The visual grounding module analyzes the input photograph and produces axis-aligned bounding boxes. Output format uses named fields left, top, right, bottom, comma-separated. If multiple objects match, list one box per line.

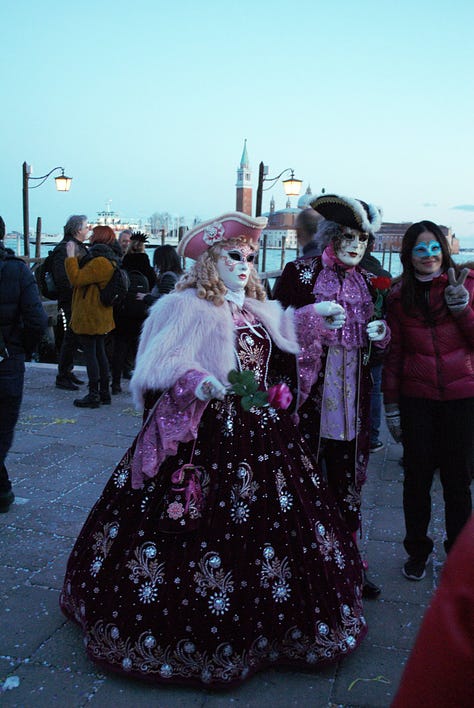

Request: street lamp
left=255, top=161, right=302, bottom=272
left=22, top=161, right=72, bottom=257
left=255, top=161, right=303, bottom=218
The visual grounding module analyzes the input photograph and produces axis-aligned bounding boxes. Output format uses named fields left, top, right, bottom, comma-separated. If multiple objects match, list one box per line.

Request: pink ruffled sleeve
left=131, top=370, right=208, bottom=489
left=293, top=304, right=325, bottom=410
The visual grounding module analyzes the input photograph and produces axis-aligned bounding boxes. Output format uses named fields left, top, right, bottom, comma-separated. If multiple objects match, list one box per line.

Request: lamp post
left=255, top=161, right=303, bottom=271
left=22, top=161, right=72, bottom=258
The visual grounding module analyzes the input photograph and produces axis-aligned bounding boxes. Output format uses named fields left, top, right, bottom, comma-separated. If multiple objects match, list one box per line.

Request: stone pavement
left=0, top=363, right=447, bottom=708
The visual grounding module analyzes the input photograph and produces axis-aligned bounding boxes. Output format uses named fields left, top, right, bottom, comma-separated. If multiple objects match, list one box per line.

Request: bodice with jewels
left=233, top=313, right=272, bottom=390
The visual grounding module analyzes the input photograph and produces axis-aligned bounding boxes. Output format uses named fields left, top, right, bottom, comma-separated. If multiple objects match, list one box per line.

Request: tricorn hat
left=177, top=212, right=268, bottom=260
left=310, top=194, right=382, bottom=235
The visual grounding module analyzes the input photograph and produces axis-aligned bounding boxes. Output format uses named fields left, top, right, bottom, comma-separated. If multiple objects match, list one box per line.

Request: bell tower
left=235, top=139, right=253, bottom=215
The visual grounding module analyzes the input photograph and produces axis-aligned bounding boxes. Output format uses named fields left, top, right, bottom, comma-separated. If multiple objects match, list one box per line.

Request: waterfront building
left=374, top=222, right=459, bottom=254
left=261, top=196, right=299, bottom=248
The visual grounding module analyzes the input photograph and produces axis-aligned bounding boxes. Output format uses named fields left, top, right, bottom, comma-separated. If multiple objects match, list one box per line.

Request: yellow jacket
left=65, top=256, right=115, bottom=335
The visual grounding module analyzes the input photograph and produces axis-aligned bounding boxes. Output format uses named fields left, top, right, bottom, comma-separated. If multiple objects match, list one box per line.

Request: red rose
left=267, top=383, right=293, bottom=410
left=371, top=276, right=391, bottom=290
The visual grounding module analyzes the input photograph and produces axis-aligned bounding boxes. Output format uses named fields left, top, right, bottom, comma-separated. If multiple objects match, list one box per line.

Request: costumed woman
left=60, top=212, right=367, bottom=688
left=274, top=194, right=391, bottom=599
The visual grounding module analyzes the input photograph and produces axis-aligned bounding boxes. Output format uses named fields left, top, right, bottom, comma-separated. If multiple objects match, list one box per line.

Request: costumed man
left=274, top=194, right=390, bottom=599
left=60, top=211, right=368, bottom=688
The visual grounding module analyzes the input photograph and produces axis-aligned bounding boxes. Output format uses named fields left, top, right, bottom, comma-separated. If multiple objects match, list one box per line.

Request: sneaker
left=402, top=557, right=426, bottom=581
left=370, top=440, right=384, bottom=453
left=0, top=489, right=15, bottom=513
left=69, top=373, right=84, bottom=385
left=111, top=383, right=122, bottom=395
left=100, top=392, right=112, bottom=404
left=56, top=375, right=79, bottom=391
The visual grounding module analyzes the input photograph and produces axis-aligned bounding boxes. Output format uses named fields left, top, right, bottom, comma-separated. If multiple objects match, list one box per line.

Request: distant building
left=261, top=196, right=301, bottom=248
left=235, top=139, right=252, bottom=215
left=374, top=222, right=459, bottom=254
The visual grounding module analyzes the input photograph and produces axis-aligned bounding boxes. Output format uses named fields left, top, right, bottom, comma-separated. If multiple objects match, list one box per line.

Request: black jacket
left=0, top=243, right=48, bottom=357
left=121, top=252, right=156, bottom=291
left=51, top=237, right=89, bottom=314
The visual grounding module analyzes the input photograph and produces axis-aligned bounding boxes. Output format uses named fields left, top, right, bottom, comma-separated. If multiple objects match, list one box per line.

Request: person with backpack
left=138, top=244, right=183, bottom=308
left=51, top=215, right=90, bottom=391
left=110, top=231, right=156, bottom=394
left=65, top=225, right=118, bottom=408
left=0, top=226, right=48, bottom=511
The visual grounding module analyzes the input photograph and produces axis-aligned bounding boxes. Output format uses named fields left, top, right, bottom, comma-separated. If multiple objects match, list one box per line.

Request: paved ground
left=0, top=363, right=448, bottom=707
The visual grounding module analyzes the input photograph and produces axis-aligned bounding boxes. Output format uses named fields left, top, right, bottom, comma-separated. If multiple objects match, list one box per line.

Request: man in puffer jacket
left=0, top=233, right=48, bottom=511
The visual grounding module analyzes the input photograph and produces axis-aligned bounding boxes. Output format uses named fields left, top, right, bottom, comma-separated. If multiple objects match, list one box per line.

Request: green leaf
left=227, top=369, right=240, bottom=384
left=231, top=383, right=249, bottom=396
left=252, top=391, right=268, bottom=407
left=240, top=395, right=254, bottom=411
left=238, top=370, right=257, bottom=387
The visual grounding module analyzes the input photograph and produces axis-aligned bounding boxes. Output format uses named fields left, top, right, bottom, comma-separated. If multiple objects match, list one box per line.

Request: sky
left=2, top=0, right=474, bottom=245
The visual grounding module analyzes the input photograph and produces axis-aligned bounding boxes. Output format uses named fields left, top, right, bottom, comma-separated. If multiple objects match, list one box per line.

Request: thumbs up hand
left=444, top=268, right=470, bottom=314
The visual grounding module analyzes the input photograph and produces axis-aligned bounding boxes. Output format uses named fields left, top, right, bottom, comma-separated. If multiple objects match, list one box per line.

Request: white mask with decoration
left=216, top=244, right=256, bottom=293
left=336, top=229, right=369, bottom=266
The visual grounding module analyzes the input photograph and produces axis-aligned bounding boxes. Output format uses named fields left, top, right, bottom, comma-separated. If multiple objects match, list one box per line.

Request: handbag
left=157, top=439, right=210, bottom=534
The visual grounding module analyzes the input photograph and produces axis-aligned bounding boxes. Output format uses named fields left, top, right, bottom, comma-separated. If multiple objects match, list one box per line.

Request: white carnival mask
left=336, top=229, right=369, bottom=266
left=216, top=245, right=256, bottom=292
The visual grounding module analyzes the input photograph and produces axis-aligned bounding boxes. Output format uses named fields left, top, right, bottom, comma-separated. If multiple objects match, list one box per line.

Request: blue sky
left=2, top=0, right=474, bottom=244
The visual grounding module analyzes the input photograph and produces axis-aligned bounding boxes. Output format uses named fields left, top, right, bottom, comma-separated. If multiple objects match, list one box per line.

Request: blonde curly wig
left=175, top=239, right=267, bottom=306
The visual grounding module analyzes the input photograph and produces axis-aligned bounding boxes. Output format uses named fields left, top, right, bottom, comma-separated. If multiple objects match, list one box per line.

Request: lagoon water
left=4, top=238, right=474, bottom=282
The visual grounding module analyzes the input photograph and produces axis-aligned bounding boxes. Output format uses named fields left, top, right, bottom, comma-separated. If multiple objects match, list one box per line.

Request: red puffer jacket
left=383, top=270, right=474, bottom=403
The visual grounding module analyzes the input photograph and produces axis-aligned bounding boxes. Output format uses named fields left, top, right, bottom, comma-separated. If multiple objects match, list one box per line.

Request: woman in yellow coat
left=65, top=225, right=117, bottom=408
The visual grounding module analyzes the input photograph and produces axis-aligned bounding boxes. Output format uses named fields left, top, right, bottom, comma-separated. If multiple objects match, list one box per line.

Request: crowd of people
left=0, top=199, right=472, bottom=695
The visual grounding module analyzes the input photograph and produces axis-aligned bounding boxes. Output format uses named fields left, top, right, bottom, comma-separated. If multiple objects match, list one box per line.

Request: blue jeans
left=370, top=363, right=383, bottom=445
left=0, top=355, right=24, bottom=491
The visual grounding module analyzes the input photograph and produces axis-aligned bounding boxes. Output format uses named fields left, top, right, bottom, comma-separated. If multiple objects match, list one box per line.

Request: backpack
left=127, top=269, right=150, bottom=295
left=99, top=264, right=130, bottom=307
left=35, top=249, right=58, bottom=300
left=115, top=269, right=150, bottom=320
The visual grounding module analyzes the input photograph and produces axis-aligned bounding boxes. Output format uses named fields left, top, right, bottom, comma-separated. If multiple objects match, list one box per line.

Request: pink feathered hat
left=177, top=212, right=268, bottom=260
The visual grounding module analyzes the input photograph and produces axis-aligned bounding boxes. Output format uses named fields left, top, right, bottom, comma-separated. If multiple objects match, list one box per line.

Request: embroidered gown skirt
left=60, top=322, right=367, bottom=687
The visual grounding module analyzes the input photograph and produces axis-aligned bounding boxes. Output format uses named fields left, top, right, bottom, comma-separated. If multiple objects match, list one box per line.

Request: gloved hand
left=444, top=267, right=469, bottom=314
left=314, top=301, right=346, bottom=330
left=195, top=375, right=227, bottom=401
left=385, top=403, right=402, bottom=443
left=366, top=319, right=387, bottom=341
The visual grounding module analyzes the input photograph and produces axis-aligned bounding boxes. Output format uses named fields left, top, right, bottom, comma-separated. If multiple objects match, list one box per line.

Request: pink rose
left=267, top=383, right=293, bottom=410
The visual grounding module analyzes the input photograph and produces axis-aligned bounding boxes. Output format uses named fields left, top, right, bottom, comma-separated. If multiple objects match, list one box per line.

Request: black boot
left=362, top=571, right=381, bottom=599
left=111, top=380, right=122, bottom=394
left=100, top=380, right=111, bottom=405
left=0, top=463, right=14, bottom=513
left=74, top=383, right=101, bottom=408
